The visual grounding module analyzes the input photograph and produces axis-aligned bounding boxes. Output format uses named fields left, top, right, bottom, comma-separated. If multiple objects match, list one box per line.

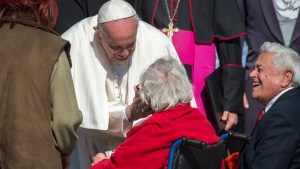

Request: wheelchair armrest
left=227, top=130, right=252, bottom=144
left=181, top=138, right=207, bottom=150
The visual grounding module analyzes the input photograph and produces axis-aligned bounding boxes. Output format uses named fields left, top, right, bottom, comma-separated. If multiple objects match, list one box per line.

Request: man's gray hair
left=260, top=42, right=300, bottom=87
left=138, top=57, right=194, bottom=111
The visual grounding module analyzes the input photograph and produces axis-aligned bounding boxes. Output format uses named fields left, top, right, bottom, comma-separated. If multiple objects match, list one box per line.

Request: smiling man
left=239, top=42, right=300, bottom=169
left=61, top=0, right=180, bottom=169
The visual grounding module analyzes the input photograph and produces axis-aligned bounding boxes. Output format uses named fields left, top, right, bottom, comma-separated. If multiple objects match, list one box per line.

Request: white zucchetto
left=97, top=0, right=137, bottom=24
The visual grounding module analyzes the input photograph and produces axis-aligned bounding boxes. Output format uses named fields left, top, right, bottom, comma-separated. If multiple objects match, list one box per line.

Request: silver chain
left=276, top=0, right=300, bottom=11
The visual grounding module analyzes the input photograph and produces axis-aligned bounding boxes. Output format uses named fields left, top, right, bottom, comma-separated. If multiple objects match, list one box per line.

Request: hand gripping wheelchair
left=167, top=131, right=251, bottom=169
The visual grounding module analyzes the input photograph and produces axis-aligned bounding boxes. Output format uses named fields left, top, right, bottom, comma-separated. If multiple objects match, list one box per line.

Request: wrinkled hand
left=61, top=155, right=71, bottom=169
left=221, top=93, right=249, bottom=131
left=91, top=153, right=108, bottom=166
left=221, top=111, right=238, bottom=131
left=125, top=86, right=154, bottom=122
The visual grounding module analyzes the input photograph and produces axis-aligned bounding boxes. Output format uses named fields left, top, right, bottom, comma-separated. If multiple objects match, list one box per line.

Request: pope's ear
left=281, top=70, right=293, bottom=87
left=94, top=28, right=103, bottom=41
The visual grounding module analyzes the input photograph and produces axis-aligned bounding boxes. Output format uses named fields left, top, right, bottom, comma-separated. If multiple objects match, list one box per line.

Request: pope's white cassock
left=61, top=15, right=195, bottom=169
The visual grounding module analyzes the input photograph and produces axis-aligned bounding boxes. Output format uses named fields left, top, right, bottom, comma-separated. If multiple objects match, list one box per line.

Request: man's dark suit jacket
left=239, top=88, right=300, bottom=169
left=237, top=0, right=300, bottom=135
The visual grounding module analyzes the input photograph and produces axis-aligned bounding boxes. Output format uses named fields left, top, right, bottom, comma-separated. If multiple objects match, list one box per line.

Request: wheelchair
left=167, top=131, right=251, bottom=169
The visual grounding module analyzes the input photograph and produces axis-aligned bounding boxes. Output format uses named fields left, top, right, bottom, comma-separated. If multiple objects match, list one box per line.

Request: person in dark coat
left=237, top=0, right=300, bottom=135
left=239, top=42, right=300, bottom=169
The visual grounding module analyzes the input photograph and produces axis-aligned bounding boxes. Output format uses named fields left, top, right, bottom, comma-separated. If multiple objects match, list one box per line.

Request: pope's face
left=249, top=52, right=284, bottom=105
left=96, top=17, right=137, bottom=63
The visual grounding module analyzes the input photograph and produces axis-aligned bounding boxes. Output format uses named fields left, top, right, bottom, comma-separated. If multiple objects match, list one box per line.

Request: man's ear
left=94, top=28, right=102, bottom=41
left=281, top=70, right=293, bottom=87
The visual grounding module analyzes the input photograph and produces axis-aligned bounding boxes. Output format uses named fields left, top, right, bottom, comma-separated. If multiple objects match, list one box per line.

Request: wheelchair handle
left=227, top=130, right=252, bottom=143
left=182, top=138, right=207, bottom=150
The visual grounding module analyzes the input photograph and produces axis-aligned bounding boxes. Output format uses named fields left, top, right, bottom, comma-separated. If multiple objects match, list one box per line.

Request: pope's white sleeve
left=107, top=101, right=132, bottom=137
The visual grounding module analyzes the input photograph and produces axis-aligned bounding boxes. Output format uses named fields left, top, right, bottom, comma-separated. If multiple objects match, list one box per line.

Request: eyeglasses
left=98, top=31, right=136, bottom=54
left=96, top=27, right=137, bottom=54
left=105, top=40, right=136, bottom=54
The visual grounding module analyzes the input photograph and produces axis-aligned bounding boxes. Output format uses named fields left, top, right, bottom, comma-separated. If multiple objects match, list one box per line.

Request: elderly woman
left=90, top=57, right=219, bottom=169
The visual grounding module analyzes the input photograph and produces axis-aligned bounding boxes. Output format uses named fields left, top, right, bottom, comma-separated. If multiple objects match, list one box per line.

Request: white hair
left=260, top=42, right=300, bottom=87
left=138, top=57, right=193, bottom=112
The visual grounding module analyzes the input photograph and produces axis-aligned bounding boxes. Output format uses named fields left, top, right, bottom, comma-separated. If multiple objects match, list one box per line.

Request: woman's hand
left=91, top=153, right=108, bottom=166
left=125, top=85, right=153, bottom=121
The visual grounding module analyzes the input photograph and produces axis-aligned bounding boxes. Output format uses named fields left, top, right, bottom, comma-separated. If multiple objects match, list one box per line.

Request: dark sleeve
left=215, top=38, right=245, bottom=115
left=193, top=0, right=246, bottom=43
left=236, top=0, right=247, bottom=44
left=236, top=0, right=246, bottom=19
